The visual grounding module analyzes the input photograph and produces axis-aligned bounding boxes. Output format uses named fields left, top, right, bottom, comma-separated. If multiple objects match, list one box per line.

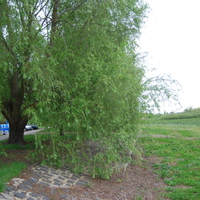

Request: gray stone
left=60, top=194, right=70, bottom=199
left=30, top=192, right=40, bottom=198
left=67, top=180, right=75, bottom=184
left=4, top=186, right=14, bottom=192
left=54, top=181, right=62, bottom=186
left=28, top=178, right=38, bottom=183
left=14, top=191, right=26, bottom=198
left=38, top=182, right=50, bottom=187
left=23, top=180, right=33, bottom=187
left=19, top=184, right=31, bottom=190
left=27, top=197, right=35, bottom=200
left=75, top=181, right=86, bottom=186
left=43, top=196, right=51, bottom=200
left=58, top=176, right=65, bottom=180
left=50, top=171, right=59, bottom=175
left=0, top=193, right=14, bottom=200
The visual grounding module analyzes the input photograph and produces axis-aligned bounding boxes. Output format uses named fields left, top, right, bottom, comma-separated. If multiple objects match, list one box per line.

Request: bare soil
left=1, top=149, right=169, bottom=200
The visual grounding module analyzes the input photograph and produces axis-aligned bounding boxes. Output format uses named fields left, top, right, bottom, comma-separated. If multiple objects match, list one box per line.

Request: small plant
left=85, top=182, right=92, bottom=188
left=134, top=195, right=143, bottom=200
left=117, top=178, right=123, bottom=183
left=0, top=145, right=7, bottom=156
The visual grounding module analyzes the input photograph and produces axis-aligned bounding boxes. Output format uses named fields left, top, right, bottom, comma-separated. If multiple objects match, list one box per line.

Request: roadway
left=0, top=129, right=42, bottom=141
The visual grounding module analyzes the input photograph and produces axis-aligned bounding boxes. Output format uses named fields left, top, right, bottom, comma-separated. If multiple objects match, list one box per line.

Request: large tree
left=0, top=0, right=147, bottom=144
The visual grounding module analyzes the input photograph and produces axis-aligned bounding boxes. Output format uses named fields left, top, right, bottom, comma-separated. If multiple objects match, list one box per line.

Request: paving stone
left=4, top=186, right=15, bottom=192
left=67, top=180, right=75, bottom=184
left=54, top=182, right=62, bottom=186
left=58, top=176, right=65, bottom=180
left=50, top=171, right=59, bottom=175
left=32, top=173, right=42, bottom=178
left=27, top=197, right=35, bottom=200
left=62, top=175, right=72, bottom=179
left=38, top=182, right=50, bottom=187
left=40, top=167, right=49, bottom=172
left=60, top=194, right=70, bottom=199
left=42, top=173, right=52, bottom=177
left=13, top=191, right=26, bottom=198
left=72, top=175, right=81, bottom=178
left=19, top=184, right=32, bottom=190
left=43, top=196, right=51, bottom=200
left=78, top=179, right=87, bottom=183
left=0, top=164, right=93, bottom=200
left=0, top=192, right=14, bottom=200
left=23, top=181, right=33, bottom=188
left=41, top=178, right=51, bottom=183
left=53, top=178, right=62, bottom=182
left=75, top=181, right=86, bottom=186
left=28, top=178, right=38, bottom=183
left=30, top=192, right=41, bottom=198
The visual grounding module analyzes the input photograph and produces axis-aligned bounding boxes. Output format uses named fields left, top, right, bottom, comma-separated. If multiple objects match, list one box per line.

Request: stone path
left=0, top=165, right=92, bottom=200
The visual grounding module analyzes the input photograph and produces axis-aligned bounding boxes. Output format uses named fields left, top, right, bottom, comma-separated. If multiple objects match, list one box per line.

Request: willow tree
left=0, top=0, right=147, bottom=146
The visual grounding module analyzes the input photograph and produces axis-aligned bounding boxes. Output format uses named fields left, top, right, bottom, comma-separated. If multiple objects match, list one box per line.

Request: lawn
left=0, top=122, right=200, bottom=199
left=0, top=134, right=37, bottom=192
left=0, top=132, right=78, bottom=192
left=139, top=123, right=200, bottom=200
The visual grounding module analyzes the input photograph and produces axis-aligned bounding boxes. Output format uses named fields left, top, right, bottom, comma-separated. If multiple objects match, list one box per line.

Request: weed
left=85, top=182, right=92, bottom=188
left=117, top=178, right=123, bottom=183
left=134, top=195, right=143, bottom=200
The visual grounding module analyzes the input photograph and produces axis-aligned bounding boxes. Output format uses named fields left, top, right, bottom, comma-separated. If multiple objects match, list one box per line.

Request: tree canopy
left=0, top=0, right=182, bottom=178
left=0, top=0, right=147, bottom=144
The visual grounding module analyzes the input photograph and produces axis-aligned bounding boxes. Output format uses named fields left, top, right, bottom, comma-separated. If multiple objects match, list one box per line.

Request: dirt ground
left=1, top=149, right=169, bottom=200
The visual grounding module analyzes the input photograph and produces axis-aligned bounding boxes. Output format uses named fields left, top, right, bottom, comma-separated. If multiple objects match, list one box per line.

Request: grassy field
left=0, top=120, right=200, bottom=199
left=139, top=119, right=200, bottom=199
left=149, top=117, right=200, bottom=127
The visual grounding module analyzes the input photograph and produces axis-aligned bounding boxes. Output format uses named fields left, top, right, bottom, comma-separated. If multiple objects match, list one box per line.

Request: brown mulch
left=1, top=149, right=169, bottom=200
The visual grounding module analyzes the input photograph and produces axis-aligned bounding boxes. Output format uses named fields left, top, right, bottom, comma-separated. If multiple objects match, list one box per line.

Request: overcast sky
left=138, top=0, right=200, bottom=113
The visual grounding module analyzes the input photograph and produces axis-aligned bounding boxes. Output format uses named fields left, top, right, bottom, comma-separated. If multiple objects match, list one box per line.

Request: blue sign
left=0, top=122, right=9, bottom=135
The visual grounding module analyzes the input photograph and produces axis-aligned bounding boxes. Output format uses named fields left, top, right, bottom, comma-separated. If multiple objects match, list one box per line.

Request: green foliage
left=0, top=0, right=149, bottom=144
left=0, top=0, right=180, bottom=181
left=141, top=71, right=182, bottom=113
left=31, top=131, right=141, bottom=179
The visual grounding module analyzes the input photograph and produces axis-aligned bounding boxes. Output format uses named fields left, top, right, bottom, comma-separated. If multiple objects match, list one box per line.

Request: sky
left=138, top=0, right=200, bottom=113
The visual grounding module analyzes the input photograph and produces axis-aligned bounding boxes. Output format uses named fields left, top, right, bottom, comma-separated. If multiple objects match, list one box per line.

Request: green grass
left=0, top=132, right=80, bottom=192
left=149, top=117, right=200, bottom=126
left=0, top=134, right=36, bottom=150
left=139, top=123, right=200, bottom=200
left=0, top=161, right=27, bottom=192
left=0, top=134, right=39, bottom=192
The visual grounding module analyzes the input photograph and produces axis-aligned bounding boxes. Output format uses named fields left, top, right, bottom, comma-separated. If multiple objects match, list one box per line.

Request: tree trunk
left=7, top=117, right=28, bottom=145
left=2, top=108, right=28, bottom=145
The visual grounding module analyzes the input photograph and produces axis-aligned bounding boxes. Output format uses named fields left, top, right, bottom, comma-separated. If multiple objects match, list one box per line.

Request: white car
left=24, top=125, right=33, bottom=131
